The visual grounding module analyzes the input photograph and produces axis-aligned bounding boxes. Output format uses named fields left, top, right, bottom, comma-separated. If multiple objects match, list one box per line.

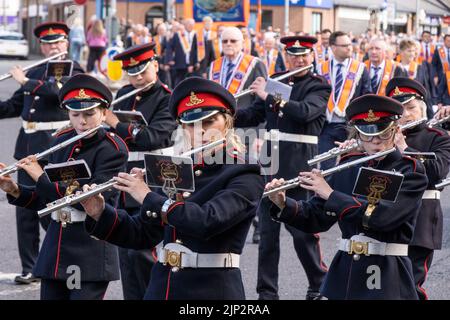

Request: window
left=262, top=10, right=272, bottom=30
left=312, top=12, right=322, bottom=34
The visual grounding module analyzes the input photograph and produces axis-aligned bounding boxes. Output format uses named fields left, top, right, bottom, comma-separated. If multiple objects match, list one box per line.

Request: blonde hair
left=223, top=113, right=246, bottom=154
left=92, top=20, right=104, bottom=37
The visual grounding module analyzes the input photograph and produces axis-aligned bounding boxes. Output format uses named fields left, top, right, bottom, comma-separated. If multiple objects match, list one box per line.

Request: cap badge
left=75, top=89, right=91, bottom=100
left=394, top=86, right=403, bottom=96
left=47, top=28, right=56, bottom=35
left=364, top=109, right=380, bottom=122
left=128, top=57, right=139, bottom=67
left=186, top=92, right=204, bottom=107
left=293, top=40, right=302, bottom=48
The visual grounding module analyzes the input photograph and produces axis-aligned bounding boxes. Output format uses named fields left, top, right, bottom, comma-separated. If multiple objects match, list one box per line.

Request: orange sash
left=321, top=59, right=361, bottom=116
left=419, top=43, right=436, bottom=64
left=438, top=47, right=450, bottom=95
left=315, top=45, right=330, bottom=64
left=406, top=61, right=418, bottom=79
left=178, top=31, right=192, bottom=55
left=243, top=37, right=252, bottom=55
left=209, top=54, right=257, bottom=94
left=212, top=37, right=221, bottom=59
left=263, top=49, right=278, bottom=75
left=154, top=36, right=162, bottom=56
left=196, top=30, right=205, bottom=62
left=365, top=60, right=396, bottom=96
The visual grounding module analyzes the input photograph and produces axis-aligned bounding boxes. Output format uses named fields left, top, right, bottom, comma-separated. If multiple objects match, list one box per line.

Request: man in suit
left=316, top=31, right=371, bottom=170
left=208, top=26, right=267, bottom=110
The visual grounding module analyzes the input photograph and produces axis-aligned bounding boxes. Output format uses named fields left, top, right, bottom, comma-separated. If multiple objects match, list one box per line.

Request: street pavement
left=0, top=57, right=449, bottom=300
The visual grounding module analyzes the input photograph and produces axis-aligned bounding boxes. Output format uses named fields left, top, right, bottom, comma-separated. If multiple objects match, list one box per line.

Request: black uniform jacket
left=235, top=70, right=331, bottom=201
left=7, top=127, right=128, bottom=281
left=85, top=146, right=264, bottom=299
left=270, top=149, right=428, bottom=299
left=0, top=61, right=84, bottom=160
left=404, top=123, right=450, bottom=249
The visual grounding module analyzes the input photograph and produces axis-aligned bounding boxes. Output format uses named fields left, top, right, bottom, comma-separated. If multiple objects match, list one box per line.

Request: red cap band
left=351, top=111, right=393, bottom=121
left=122, top=50, right=154, bottom=67
left=388, top=87, right=419, bottom=97
left=285, top=41, right=314, bottom=49
left=39, top=28, right=67, bottom=38
left=177, top=92, right=230, bottom=117
left=63, top=89, right=104, bottom=101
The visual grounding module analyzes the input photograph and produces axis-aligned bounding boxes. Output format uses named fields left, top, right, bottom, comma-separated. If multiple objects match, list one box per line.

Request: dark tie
left=324, top=47, right=328, bottom=59
left=447, top=48, right=450, bottom=64
left=334, top=63, right=344, bottom=100
left=225, top=61, right=235, bottom=86
left=425, top=44, right=429, bottom=61
left=371, top=66, right=380, bottom=93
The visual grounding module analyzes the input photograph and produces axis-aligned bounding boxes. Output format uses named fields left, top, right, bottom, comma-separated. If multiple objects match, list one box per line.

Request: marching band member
left=316, top=31, right=371, bottom=170
left=235, top=35, right=331, bottom=300
left=0, top=21, right=84, bottom=284
left=79, top=78, right=264, bottom=299
left=266, top=95, right=428, bottom=299
left=386, top=77, right=450, bottom=300
left=107, top=42, right=177, bottom=300
left=0, top=74, right=128, bottom=299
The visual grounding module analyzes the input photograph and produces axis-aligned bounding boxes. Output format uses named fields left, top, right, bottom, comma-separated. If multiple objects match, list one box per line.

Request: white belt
left=422, top=190, right=440, bottom=200
left=128, top=151, right=146, bottom=162
left=338, top=234, right=408, bottom=256
left=156, top=242, right=240, bottom=269
left=51, top=207, right=86, bottom=224
left=128, top=147, right=175, bottom=162
left=263, top=130, right=318, bottom=145
left=22, top=120, right=70, bottom=134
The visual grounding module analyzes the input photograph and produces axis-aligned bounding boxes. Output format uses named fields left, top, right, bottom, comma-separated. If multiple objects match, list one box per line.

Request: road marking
left=0, top=272, right=40, bottom=297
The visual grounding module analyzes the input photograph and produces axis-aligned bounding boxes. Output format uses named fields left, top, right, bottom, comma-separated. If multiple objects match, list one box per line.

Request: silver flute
left=435, top=178, right=450, bottom=189
left=0, top=125, right=102, bottom=178
left=37, top=138, right=226, bottom=217
left=307, top=118, right=428, bottom=166
left=233, top=64, right=313, bottom=99
left=263, top=147, right=396, bottom=198
left=427, top=115, right=450, bottom=128
left=51, top=81, right=156, bottom=137
left=0, top=51, right=68, bottom=82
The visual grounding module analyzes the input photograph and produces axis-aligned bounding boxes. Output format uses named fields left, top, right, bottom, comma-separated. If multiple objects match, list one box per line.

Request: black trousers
left=409, top=245, right=434, bottom=300
left=86, top=46, right=105, bottom=72
left=256, top=201, right=328, bottom=300
left=40, top=279, right=109, bottom=300
left=16, top=170, right=50, bottom=274
left=118, top=208, right=154, bottom=300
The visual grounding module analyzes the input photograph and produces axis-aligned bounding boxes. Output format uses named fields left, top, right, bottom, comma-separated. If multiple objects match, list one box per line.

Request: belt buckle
left=26, top=122, right=36, bottom=131
left=270, top=130, right=279, bottom=141
left=164, top=249, right=182, bottom=271
left=349, top=240, right=369, bottom=256
left=56, top=209, right=72, bottom=228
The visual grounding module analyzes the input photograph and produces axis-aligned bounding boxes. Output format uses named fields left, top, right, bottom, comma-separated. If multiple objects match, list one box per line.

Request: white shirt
left=222, top=52, right=242, bottom=87
left=369, top=60, right=386, bottom=85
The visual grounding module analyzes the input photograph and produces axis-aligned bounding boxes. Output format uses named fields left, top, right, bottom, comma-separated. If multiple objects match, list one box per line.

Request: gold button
left=34, top=96, right=40, bottom=100
left=151, top=212, right=158, bottom=218
left=109, top=133, right=115, bottom=137
left=30, top=109, right=36, bottom=114
left=75, top=148, right=81, bottom=153
left=146, top=210, right=152, bottom=217
left=195, top=170, right=202, bottom=176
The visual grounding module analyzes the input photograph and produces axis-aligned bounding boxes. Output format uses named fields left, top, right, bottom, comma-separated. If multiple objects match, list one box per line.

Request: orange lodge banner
left=184, top=0, right=250, bottom=25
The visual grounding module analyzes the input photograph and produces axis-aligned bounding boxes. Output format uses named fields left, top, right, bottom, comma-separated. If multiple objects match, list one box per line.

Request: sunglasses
left=222, top=39, right=239, bottom=44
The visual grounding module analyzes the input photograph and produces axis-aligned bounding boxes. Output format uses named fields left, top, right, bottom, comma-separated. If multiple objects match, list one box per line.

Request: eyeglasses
left=222, top=39, right=239, bottom=44
left=358, top=128, right=395, bottom=142
left=333, top=43, right=352, bottom=48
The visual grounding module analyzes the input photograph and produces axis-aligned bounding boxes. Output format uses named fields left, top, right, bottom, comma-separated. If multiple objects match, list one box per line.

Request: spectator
left=69, top=17, right=85, bottom=63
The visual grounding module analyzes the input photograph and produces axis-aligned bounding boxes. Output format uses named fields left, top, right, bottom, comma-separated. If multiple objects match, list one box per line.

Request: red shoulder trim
left=338, top=152, right=365, bottom=163
left=105, top=208, right=119, bottom=241
left=106, top=133, right=129, bottom=153
left=402, top=156, right=417, bottom=173
left=55, top=127, right=75, bottom=138
left=426, top=127, right=444, bottom=136
left=161, top=84, right=172, bottom=94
